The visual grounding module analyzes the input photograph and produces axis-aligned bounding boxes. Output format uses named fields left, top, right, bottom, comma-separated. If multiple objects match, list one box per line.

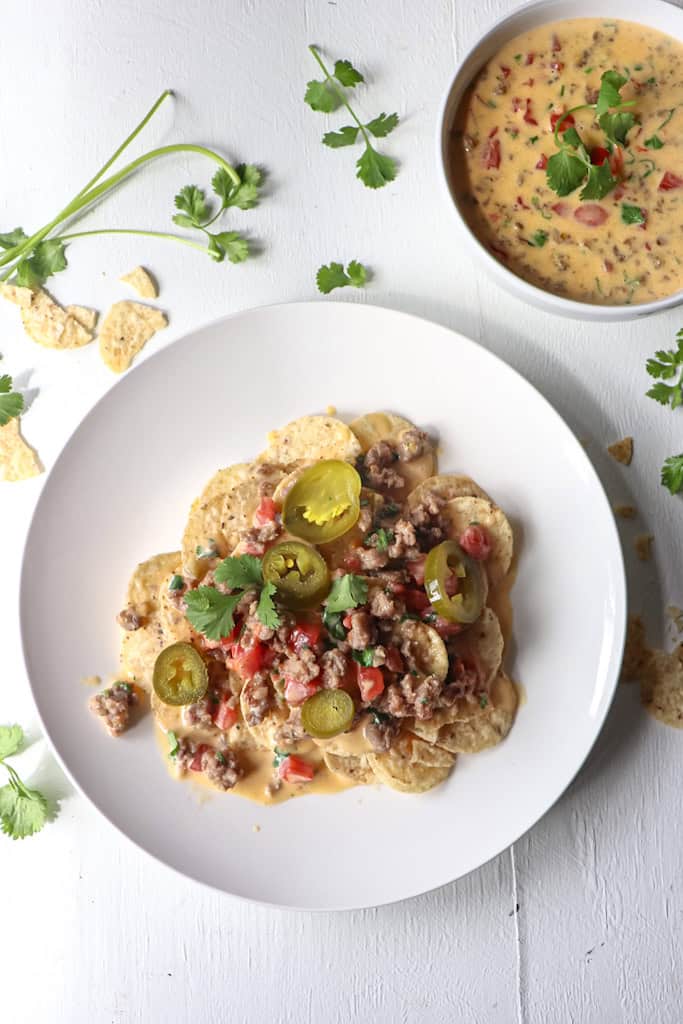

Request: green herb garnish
left=352, top=648, right=376, bottom=667
left=646, top=332, right=683, bottom=410
left=0, top=374, right=24, bottom=426
left=316, top=259, right=368, bottom=294
left=186, top=554, right=281, bottom=639
left=0, top=725, right=49, bottom=840
left=168, top=574, right=184, bottom=592
left=644, top=135, right=664, bottom=150
left=167, top=731, right=179, bottom=758
left=621, top=204, right=646, bottom=226
left=661, top=454, right=683, bottom=495
left=325, top=573, right=368, bottom=613
left=528, top=229, right=548, bottom=247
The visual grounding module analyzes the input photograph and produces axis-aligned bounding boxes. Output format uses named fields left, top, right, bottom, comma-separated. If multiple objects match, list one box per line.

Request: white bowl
left=438, top=0, right=683, bottom=321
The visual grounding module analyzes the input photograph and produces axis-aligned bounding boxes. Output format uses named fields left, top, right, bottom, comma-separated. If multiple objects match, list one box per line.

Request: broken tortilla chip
left=0, top=416, right=42, bottom=481
left=120, top=266, right=158, bottom=299
left=641, top=646, right=683, bottom=729
left=607, top=436, right=633, bottom=465
left=634, top=533, right=653, bottom=561
left=98, top=301, right=167, bottom=373
left=621, top=615, right=649, bottom=683
left=20, top=289, right=93, bottom=349
left=613, top=504, right=636, bottom=519
left=0, top=283, right=33, bottom=308
left=66, top=305, right=98, bottom=332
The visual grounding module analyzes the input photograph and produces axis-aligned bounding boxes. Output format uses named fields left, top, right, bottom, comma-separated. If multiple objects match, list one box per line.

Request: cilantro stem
left=54, top=228, right=212, bottom=254
left=553, top=104, right=590, bottom=148
left=308, top=45, right=373, bottom=149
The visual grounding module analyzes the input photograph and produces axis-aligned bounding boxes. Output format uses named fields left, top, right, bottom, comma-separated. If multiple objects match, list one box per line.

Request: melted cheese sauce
left=451, top=18, right=683, bottom=304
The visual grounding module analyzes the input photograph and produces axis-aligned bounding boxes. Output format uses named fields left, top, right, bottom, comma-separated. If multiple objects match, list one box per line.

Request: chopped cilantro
left=480, top=694, right=489, bottom=709
left=325, top=574, right=368, bottom=613
left=167, top=731, right=179, bottom=758
left=195, top=542, right=218, bottom=559
left=352, top=648, right=376, bottom=667
left=168, top=574, right=184, bottom=591
left=528, top=229, right=548, bottom=247
left=621, top=204, right=645, bottom=226
left=322, top=606, right=346, bottom=640
left=644, top=135, right=663, bottom=150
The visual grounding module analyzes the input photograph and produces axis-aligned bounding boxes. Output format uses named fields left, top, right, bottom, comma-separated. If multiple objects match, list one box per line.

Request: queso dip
left=450, top=18, right=683, bottom=305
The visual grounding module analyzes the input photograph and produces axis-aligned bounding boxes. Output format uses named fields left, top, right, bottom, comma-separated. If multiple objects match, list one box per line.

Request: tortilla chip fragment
left=607, top=436, right=633, bottom=465
left=0, top=417, right=42, bottom=481
left=666, top=606, right=683, bottom=633
left=120, top=266, right=158, bottom=299
left=260, top=415, right=362, bottom=464
left=621, top=615, right=649, bottom=683
left=98, top=301, right=167, bottom=373
left=67, top=305, right=98, bottom=331
left=634, top=534, right=653, bottom=561
left=641, top=646, right=683, bottom=729
left=0, top=283, right=33, bottom=308
left=20, top=289, right=93, bottom=349
left=614, top=504, right=636, bottom=519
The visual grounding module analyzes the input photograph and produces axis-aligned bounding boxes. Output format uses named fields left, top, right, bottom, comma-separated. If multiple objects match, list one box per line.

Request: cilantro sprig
left=316, top=260, right=368, bottom=294
left=546, top=70, right=636, bottom=201
left=0, top=91, right=259, bottom=291
left=184, top=554, right=281, bottom=640
left=0, top=374, right=24, bottom=426
left=305, top=46, right=399, bottom=189
left=0, top=725, right=49, bottom=840
left=645, top=331, right=683, bottom=495
left=325, top=573, right=368, bottom=613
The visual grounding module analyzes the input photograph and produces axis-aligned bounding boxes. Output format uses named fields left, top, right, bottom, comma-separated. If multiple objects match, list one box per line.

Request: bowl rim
left=436, top=0, right=683, bottom=320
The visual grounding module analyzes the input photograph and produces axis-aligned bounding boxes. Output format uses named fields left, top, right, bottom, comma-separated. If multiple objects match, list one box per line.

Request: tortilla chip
left=67, top=305, right=98, bottom=331
left=641, top=646, right=683, bottom=729
left=98, top=301, right=167, bottom=373
left=125, top=552, right=181, bottom=615
left=634, top=534, right=653, bottom=561
left=367, top=733, right=455, bottom=793
left=157, top=575, right=194, bottom=645
left=239, top=685, right=289, bottom=749
left=442, top=496, right=514, bottom=583
left=430, top=673, right=518, bottom=754
left=621, top=614, right=649, bottom=683
left=259, top=415, right=362, bottom=465
left=407, top=473, right=491, bottom=509
left=120, top=266, right=158, bottom=299
left=614, top=504, right=637, bottom=519
left=0, top=283, right=33, bottom=308
left=0, top=417, right=42, bottom=481
left=21, top=289, right=93, bottom=349
left=323, top=750, right=374, bottom=784
left=448, top=607, right=504, bottom=690
left=119, top=552, right=180, bottom=691
left=350, top=411, right=437, bottom=494
left=391, top=619, right=449, bottom=682
left=608, top=436, right=633, bottom=465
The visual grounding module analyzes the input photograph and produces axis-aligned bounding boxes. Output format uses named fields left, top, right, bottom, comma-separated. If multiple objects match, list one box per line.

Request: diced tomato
left=217, top=624, right=240, bottom=648
left=609, top=146, right=624, bottom=179
left=482, top=136, right=501, bottom=170
left=512, top=96, right=522, bottom=112
left=385, top=647, right=405, bottom=674
left=214, top=699, right=237, bottom=731
left=189, top=744, right=209, bottom=772
left=645, top=242, right=652, bottom=252
left=551, top=201, right=571, bottom=217
left=522, top=78, right=535, bottom=87
left=574, top=204, right=608, bottom=226
left=603, top=259, right=614, bottom=273
left=404, top=588, right=430, bottom=612
left=430, top=615, right=464, bottom=639
left=550, top=61, right=564, bottom=73
left=230, top=641, right=265, bottom=680
left=388, top=580, right=406, bottom=596
left=290, top=622, right=322, bottom=652
left=613, top=186, right=625, bottom=201
left=284, top=676, right=321, bottom=706
left=590, top=146, right=610, bottom=166
left=536, top=154, right=548, bottom=170
left=550, top=110, right=574, bottom=133
left=500, top=65, right=511, bottom=78
left=278, top=755, right=314, bottom=784
left=490, top=242, right=508, bottom=262
left=488, top=126, right=499, bottom=138
left=636, top=146, right=649, bottom=153
left=516, top=195, right=530, bottom=210
left=357, top=665, right=385, bottom=702
left=523, top=98, right=537, bottom=125
left=551, top=33, right=561, bottom=52
left=659, top=171, right=683, bottom=191
left=459, top=524, right=492, bottom=560
left=253, top=496, right=278, bottom=527
left=343, top=551, right=362, bottom=572
left=407, top=555, right=426, bottom=585
left=342, top=613, right=353, bottom=629
left=525, top=52, right=535, bottom=65
left=444, top=572, right=460, bottom=597
left=242, top=540, right=263, bottom=556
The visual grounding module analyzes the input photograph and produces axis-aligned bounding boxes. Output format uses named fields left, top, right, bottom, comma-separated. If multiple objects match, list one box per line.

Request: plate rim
left=18, top=299, right=627, bottom=909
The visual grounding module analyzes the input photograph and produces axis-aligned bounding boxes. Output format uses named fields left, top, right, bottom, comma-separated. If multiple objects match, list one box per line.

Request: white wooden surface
left=1, top=1, right=682, bottom=1021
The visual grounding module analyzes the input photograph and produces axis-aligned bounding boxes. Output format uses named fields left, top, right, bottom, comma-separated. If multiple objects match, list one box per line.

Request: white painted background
left=1, top=0, right=682, bottom=1021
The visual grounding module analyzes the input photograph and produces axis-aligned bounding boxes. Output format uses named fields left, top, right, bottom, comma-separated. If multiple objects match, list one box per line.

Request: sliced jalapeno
left=262, top=541, right=330, bottom=609
left=301, top=688, right=355, bottom=739
left=282, top=460, right=361, bottom=543
left=153, top=642, right=208, bottom=706
left=424, top=540, right=486, bottom=624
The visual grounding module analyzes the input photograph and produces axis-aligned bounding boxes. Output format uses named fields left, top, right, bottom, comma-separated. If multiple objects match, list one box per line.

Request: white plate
left=20, top=302, right=625, bottom=910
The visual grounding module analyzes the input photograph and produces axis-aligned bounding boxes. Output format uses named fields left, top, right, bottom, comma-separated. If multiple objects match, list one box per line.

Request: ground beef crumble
left=363, top=441, right=404, bottom=491
left=321, top=648, right=350, bottom=688
left=346, top=610, right=375, bottom=650
left=117, top=606, right=142, bottom=631
left=89, top=683, right=137, bottom=736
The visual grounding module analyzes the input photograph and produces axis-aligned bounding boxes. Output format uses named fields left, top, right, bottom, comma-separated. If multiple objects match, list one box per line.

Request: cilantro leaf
left=326, top=573, right=368, bottom=613
left=352, top=648, right=375, bottom=667
left=599, top=110, right=636, bottom=146
left=0, top=725, right=23, bottom=760
left=356, top=147, right=396, bottom=189
left=184, top=586, right=241, bottom=640
left=562, top=126, right=583, bottom=151
left=644, top=134, right=664, bottom=150
left=365, top=112, right=399, bottom=138
left=334, top=59, right=364, bottom=88
left=212, top=164, right=261, bottom=210
left=215, top=554, right=263, bottom=589
left=316, top=260, right=368, bottom=293
left=595, top=69, right=628, bottom=116
left=168, top=574, right=184, bottom=591
left=0, top=783, right=48, bottom=840
left=621, top=203, right=646, bottom=225
left=0, top=228, right=27, bottom=250
left=661, top=454, right=683, bottom=495
left=173, top=185, right=210, bottom=227
left=647, top=381, right=682, bottom=409
left=370, top=527, right=394, bottom=551
left=528, top=229, right=549, bottom=248
left=207, top=231, right=249, bottom=264
left=646, top=335, right=683, bottom=379
left=546, top=150, right=587, bottom=196
left=0, top=375, right=24, bottom=427
left=256, top=580, right=281, bottom=629
left=322, top=606, right=346, bottom=640
left=15, top=239, right=67, bottom=288
left=167, top=730, right=179, bottom=758
left=304, top=79, right=342, bottom=113
left=579, top=160, right=617, bottom=200
left=322, top=126, right=359, bottom=148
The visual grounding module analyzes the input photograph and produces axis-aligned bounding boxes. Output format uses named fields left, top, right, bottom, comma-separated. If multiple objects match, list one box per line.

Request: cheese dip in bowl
left=439, top=0, right=683, bottom=320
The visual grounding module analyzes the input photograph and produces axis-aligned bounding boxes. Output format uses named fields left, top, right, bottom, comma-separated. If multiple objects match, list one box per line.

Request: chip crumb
left=621, top=615, right=648, bottom=683
left=252, top=824, right=261, bottom=833
left=81, top=674, right=102, bottom=687
left=120, top=266, right=158, bottom=299
left=20, top=289, right=94, bottom=349
left=325, top=404, right=337, bottom=416
left=607, top=436, right=633, bottom=465
left=67, top=305, right=99, bottom=332
left=578, top=437, right=590, bottom=448
left=614, top=504, right=637, bottom=519
left=634, top=533, right=654, bottom=561
left=0, top=416, right=42, bottom=482
left=0, top=282, right=34, bottom=308
left=666, top=606, right=683, bottom=633
left=98, top=301, right=167, bottom=373
left=642, top=646, right=683, bottom=729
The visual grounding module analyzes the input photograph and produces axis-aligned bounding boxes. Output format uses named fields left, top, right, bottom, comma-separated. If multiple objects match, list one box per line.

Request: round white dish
left=20, top=302, right=626, bottom=909
left=438, top=0, right=683, bottom=322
